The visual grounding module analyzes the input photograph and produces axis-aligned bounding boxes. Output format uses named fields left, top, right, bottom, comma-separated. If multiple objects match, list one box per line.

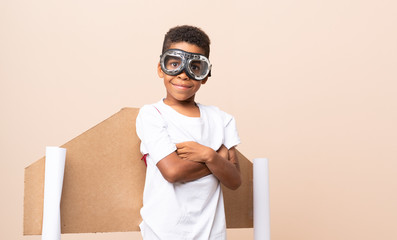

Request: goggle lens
left=164, top=56, right=183, bottom=71
left=188, top=60, right=209, bottom=78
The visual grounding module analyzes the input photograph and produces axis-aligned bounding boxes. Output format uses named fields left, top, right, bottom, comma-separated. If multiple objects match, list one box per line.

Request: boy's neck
left=163, top=97, right=200, bottom=117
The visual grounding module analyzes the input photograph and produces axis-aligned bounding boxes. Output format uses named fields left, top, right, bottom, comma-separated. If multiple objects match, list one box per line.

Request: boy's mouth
left=171, top=82, right=192, bottom=89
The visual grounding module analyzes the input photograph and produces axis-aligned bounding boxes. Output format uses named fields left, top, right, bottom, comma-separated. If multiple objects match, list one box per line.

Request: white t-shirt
left=136, top=99, right=240, bottom=240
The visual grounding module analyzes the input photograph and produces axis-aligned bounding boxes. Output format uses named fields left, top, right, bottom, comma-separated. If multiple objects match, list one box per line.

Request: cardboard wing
left=23, top=108, right=253, bottom=235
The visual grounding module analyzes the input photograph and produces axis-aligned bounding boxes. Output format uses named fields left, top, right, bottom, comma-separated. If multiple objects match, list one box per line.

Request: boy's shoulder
left=197, top=103, right=235, bottom=120
left=198, top=103, right=222, bottom=114
left=137, top=101, right=163, bottom=118
left=197, top=102, right=227, bottom=113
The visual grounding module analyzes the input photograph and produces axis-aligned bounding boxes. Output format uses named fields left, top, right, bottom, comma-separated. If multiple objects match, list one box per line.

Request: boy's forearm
left=156, top=152, right=211, bottom=183
left=205, top=147, right=241, bottom=190
left=175, top=160, right=212, bottom=182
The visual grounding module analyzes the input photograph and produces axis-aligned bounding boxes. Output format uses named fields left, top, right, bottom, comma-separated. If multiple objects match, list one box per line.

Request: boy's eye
left=190, top=61, right=203, bottom=73
left=165, top=57, right=182, bottom=69
left=191, top=65, right=200, bottom=71
left=167, top=61, right=181, bottom=69
left=171, top=62, right=179, bottom=67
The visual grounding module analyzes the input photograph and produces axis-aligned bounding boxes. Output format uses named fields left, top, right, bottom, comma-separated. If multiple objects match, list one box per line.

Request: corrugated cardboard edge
left=23, top=107, right=253, bottom=235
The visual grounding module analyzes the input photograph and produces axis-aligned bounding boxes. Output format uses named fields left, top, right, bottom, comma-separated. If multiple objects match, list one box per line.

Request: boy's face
left=158, top=42, right=208, bottom=104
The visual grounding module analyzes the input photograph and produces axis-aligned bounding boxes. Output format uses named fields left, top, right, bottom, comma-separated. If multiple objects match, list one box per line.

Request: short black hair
left=162, top=25, right=211, bottom=58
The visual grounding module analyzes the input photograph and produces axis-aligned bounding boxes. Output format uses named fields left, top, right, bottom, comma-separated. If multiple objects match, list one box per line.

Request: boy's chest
left=164, top=112, right=224, bottom=150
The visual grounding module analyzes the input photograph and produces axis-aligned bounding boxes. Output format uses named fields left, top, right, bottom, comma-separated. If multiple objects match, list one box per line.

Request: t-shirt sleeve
left=136, top=105, right=177, bottom=164
left=222, top=111, right=241, bottom=149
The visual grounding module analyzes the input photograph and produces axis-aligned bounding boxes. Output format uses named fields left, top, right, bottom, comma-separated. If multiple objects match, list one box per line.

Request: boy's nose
left=177, top=71, right=190, bottom=80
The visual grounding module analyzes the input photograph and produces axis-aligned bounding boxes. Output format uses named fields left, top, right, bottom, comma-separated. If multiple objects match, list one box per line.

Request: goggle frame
left=160, top=49, right=212, bottom=81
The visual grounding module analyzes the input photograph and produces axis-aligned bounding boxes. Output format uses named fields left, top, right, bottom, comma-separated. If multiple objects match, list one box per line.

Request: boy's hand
left=176, top=141, right=214, bottom=163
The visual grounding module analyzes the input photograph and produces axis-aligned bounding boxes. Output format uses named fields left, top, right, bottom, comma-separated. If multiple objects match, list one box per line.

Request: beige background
left=1, top=0, right=396, bottom=239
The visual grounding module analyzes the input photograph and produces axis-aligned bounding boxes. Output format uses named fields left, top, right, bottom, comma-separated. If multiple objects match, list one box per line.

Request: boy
left=136, top=25, right=241, bottom=240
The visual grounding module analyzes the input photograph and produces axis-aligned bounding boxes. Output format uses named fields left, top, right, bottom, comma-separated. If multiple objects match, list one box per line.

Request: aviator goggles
left=160, top=49, right=212, bottom=81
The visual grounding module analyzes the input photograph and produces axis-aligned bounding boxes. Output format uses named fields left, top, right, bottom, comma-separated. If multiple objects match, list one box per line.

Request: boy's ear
left=157, top=62, right=164, bottom=78
left=201, top=78, right=208, bottom=85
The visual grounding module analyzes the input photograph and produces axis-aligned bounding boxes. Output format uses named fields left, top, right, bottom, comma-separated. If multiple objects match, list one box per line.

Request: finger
left=176, top=147, right=187, bottom=154
left=176, top=150, right=187, bottom=156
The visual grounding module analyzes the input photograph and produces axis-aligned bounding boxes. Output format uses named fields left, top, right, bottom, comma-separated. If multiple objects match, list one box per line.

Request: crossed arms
left=156, top=142, right=241, bottom=190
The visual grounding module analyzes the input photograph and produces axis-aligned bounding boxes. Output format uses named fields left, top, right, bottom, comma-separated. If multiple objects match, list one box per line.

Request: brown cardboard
left=221, top=150, right=253, bottom=228
left=23, top=108, right=253, bottom=235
